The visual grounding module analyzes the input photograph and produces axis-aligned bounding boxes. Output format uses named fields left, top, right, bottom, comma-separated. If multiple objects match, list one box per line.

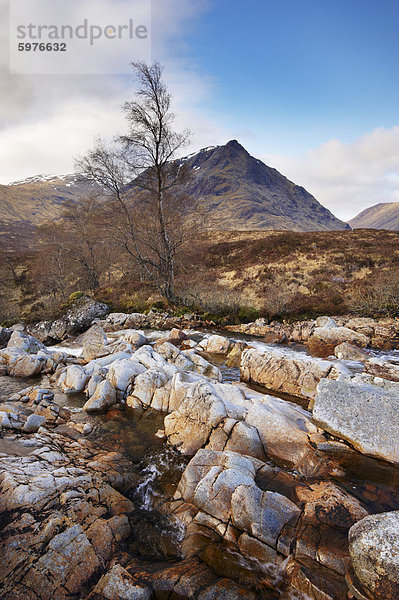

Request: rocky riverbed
left=1, top=303, right=399, bottom=599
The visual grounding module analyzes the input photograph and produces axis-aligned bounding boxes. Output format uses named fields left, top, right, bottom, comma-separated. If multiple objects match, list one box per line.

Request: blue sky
left=182, top=0, right=399, bottom=154
left=1, top=0, right=398, bottom=220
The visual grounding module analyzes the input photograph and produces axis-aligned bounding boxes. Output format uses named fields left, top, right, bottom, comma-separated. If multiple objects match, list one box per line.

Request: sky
left=0, top=0, right=398, bottom=221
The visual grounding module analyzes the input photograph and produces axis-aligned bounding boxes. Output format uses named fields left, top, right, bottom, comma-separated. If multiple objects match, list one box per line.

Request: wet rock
left=313, top=378, right=399, bottom=464
left=334, top=342, right=371, bottom=362
left=240, top=346, right=334, bottom=400
left=83, top=379, right=117, bottom=413
left=199, top=334, right=232, bottom=354
left=174, top=449, right=300, bottom=563
left=197, top=578, right=257, bottom=600
left=57, top=364, right=90, bottom=393
left=307, top=326, right=369, bottom=358
left=0, top=429, right=134, bottom=599
left=364, top=357, right=399, bottom=382
left=106, top=358, right=146, bottom=394
left=225, top=341, right=248, bottom=368
left=296, top=482, right=368, bottom=530
left=349, top=511, right=399, bottom=600
left=23, top=414, right=47, bottom=433
left=89, top=564, right=151, bottom=599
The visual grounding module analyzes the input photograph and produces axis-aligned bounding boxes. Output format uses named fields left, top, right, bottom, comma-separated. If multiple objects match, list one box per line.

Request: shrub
left=69, top=290, right=84, bottom=303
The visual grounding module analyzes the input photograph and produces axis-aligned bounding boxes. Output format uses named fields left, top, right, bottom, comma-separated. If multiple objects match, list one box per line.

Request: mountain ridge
left=349, top=202, right=399, bottom=230
left=0, top=139, right=349, bottom=251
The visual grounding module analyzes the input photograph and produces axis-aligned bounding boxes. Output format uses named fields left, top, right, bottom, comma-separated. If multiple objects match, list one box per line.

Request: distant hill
left=0, top=139, right=349, bottom=252
left=349, top=202, right=399, bottom=230
left=0, top=175, right=101, bottom=251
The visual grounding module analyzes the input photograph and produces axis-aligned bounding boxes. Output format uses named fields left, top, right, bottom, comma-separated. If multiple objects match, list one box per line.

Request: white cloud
left=262, top=126, right=399, bottom=222
left=0, top=0, right=230, bottom=183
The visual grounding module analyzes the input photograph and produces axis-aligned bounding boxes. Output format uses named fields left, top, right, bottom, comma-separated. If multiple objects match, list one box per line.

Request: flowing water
left=1, top=330, right=399, bottom=599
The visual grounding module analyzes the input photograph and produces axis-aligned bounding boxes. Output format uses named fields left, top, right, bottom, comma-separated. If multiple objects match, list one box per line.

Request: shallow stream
left=1, top=329, right=399, bottom=599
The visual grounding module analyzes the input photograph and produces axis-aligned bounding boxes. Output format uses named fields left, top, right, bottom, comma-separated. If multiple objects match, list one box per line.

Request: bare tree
left=77, top=61, right=191, bottom=303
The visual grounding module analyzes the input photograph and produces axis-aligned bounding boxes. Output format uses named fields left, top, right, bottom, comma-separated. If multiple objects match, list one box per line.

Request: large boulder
left=349, top=511, right=399, bottom=599
left=28, top=296, right=109, bottom=342
left=307, top=326, right=369, bottom=358
left=80, top=324, right=108, bottom=360
left=7, top=330, right=46, bottom=353
left=312, top=378, right=399, bottom=464
left=240, top=346, right=334, bottom=401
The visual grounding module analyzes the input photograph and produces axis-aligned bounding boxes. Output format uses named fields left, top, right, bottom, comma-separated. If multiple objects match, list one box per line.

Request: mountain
left=0, top=140, right=349, bottom=252
left=173, top=140, right=350, bottom=231
left=0, top=175, right=100, bottom=251
left=349, top=202, right=399, bottom=230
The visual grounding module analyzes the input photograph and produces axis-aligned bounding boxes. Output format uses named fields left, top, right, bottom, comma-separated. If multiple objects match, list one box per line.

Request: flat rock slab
left=312, top=379, right=399, bottom=464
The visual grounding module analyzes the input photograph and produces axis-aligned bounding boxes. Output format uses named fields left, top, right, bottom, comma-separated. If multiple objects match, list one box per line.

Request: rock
left=3, top=348, right=47, bottom=377
left=315, top=316, right=337, bottom=328
left=307, top=326, right=369, bottom=358
left=197, top=579, right=257, bottom=600
left=0, top=409, right=24, bottom=430
left=244, top=395, right=321, bottom=467
left=174, top=449, right=300, bottom=560
left=83, top=379, right=117, bottom=412
left=169, top=328, right=186, bottom=345
left=364, top=357, right=399, bottom=382
left=28, top=296, right=109, bottom=342
left=345, top=317, right=376, bottom=337
left=57, top=364, right=90, bottom=393
left=7, top=330, right=46, bottom=353
left=165, top=381, right=231, bottom=455
left=240, top=346, right=334, bottom=400
left=296, top=482, right=368, bottom=530
left=200, top=334, right=232, bottom=354
left=81, top=324, right=108, bottom=360
left=312, top=378, right=399, bottom=464
left=89, top=564, right=151, bottom=600
left=349, top=511, right=399, bottom=599
left=0, top=325, right=12, bottom=348
left=121, top=330, right=148, bottom=350
left=0, top=427, right=135, bottom=600
left=334, top=342, right=371, bottom=362
left=23, top=414, right=47, bottom=433
left=106, top=358, right=146, bottom=394
left=225, top=341, right=248, bottom=368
